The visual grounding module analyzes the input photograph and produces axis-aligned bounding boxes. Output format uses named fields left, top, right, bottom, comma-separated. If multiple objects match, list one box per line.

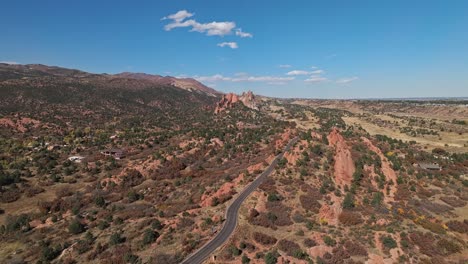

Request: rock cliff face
left=239, top=91, right=258, bottom=110
left=214, top=91, right=259, bottom=113
left=327, top=128, right=355, bottom=190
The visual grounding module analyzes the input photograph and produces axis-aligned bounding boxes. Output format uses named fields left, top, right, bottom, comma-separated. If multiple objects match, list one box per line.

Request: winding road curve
left=180, top=137, right=299, bottom=264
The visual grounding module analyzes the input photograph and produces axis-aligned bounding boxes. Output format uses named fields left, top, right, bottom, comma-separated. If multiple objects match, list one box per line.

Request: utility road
left=180, top=137, right=299, bottom=264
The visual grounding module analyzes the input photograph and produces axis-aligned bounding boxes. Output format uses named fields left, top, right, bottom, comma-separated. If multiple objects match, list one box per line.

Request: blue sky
left=1, top=0, right=467, bottom=98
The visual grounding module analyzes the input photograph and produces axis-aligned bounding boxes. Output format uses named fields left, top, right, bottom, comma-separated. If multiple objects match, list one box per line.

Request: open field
left=343, top=116, right=468, bottom=153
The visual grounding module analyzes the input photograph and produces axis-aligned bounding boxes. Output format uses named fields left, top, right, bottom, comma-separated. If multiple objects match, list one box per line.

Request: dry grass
left=0, top=241, right=26, bottom=260
left=343, top=116, right=468, bottom=153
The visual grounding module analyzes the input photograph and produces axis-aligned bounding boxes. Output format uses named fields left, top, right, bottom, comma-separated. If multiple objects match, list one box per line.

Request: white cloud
left=194, top=74, right=232, bottom=82
left=279, top=64, right=292, bottom=68
left=164, top=19, right=236, bottom=36
left=163, top=10, right=251, bottom=38
left=217, top=42, right=238, bottom=49
left=310, top=66, right=318, bottom=69
left=286, top=70, right=310, bottom=76
left=193, top=74, right=294, bottom=83
left=235, top=28, right=253, bottom=38
left=233, top=76, right=294, bottom=82
left=310, top=69, right=324, bottom=74
left=286, top=69, right=325, bottom=76
left=0, top=61, right=18, bottom=64
left=192, top=21, right=236, bottom=36
left=305, top=76, right=327, bottom=83
left=161, top=10, right=194, bottom=22
left=336, top=77, right=359, bottom=84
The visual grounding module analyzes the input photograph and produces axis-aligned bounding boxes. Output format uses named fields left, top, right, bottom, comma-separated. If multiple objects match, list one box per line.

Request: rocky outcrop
left=239, top=91, right=258, bottom=110
left=327, top=128, right=355, bottom=190
left=214, top=91, right=259, bottom=113
left=0, top=117, right=41, bottom=132
left=215, top=93, right=239, bottom=113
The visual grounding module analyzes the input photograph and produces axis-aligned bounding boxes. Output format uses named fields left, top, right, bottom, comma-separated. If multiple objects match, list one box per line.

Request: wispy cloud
left=310, top=69, right=324, bottom=74
left=163, top=10, right=252, bottom=38
left=286, top=70, right=310, bottom=76
left=305, top=76, right=327, bottom=83
left=286, top=69, right=324, bottom=76
left=336, top=77, right=359, bottom=84
left=279, top=64, right=292, bottom=68
left=217, top=42, right=238, bottom=49
left=194, top=74, right=294, bottom=83
left=0, top=61, right=18, bottom=64
left=161, top=10, right=194, bottom=22
left=235, top=28, right=253, bottom=38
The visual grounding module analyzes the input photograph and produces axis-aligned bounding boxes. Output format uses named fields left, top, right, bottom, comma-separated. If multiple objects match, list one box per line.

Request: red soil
left=275, top=130, right=292, bottom=150
left=200, top=173, right=244, bottom=207
left=311, top=131, right=322, bottom=140
left=318, top=193, right=343, bottom=226
left=283, top=140, right=307, bottom=165
left=309, top=245, right=333, bottom=259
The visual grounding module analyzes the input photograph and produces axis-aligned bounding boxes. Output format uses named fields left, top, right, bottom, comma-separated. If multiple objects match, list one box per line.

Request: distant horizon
left=2, top=0, right=468, bottom=99
left=2, top=61, right=468, bottom=101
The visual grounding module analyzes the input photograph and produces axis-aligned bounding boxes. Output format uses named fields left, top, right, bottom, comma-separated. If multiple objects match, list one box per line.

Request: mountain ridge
left=0, top=63, right=220, bottom=96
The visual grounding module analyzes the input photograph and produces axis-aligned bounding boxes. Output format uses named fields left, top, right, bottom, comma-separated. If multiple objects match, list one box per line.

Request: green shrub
left=264, top=251, right=278, bottom=264
left=41, top=245, right=61, bottom=261
left=152, top=219, right=163, bottom=230
left=142, top=229, right=159, bottom=245
left=109, top=232, right=125, bottom=245
left=267, top=193, right=281, bottom=202
left=68, top=218, right=85, bottom=234
left=323, top=235, right=336, bottom=246
left=342, top=193, right=355, bottom=209
left=381, top=235, right=397, bottom=249
left=95, top=196, right=105, bottom=207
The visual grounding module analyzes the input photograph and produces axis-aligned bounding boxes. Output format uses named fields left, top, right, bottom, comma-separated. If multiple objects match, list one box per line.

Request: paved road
left=180, top=137, right=299, bottom=264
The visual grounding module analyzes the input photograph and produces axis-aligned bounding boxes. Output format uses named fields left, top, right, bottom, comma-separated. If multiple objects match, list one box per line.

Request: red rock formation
left=214, top=93, right=239, bottom=113
left=0, top=117, right=41, bottom=132
left=239, top=91, right=258, bottom=110
left=327, top=128, right=355, bottom=190
left=214, top=91, right=258, bottom=113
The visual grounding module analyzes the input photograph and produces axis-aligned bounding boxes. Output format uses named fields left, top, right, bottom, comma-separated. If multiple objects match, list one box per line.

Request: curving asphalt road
left=180, top=137, right=299, bottom=264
